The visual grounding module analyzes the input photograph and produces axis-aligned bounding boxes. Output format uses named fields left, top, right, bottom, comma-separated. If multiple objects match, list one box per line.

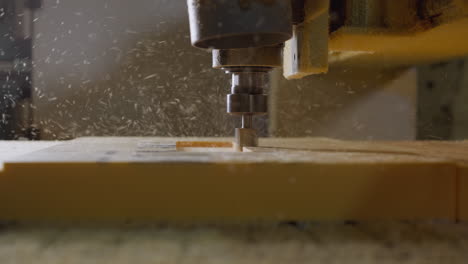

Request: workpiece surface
left=0, top=141, right=59, bottom=170
left=1, top=137, right=468, bottom=222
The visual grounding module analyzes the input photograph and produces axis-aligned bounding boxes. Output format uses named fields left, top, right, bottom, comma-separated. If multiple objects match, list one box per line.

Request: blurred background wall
left=28, top=0, right=465, bottom=140
left=33, top=0, right=233, bottom=139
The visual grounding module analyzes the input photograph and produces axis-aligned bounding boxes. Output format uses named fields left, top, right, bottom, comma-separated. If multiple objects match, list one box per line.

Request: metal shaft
left=241, top=115, right=252, bottom=129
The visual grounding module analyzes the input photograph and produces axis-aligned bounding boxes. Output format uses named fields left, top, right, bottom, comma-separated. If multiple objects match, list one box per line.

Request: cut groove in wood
left=176, top=141, right=235, bottom=152
left=176, top=141, right=233, bottom=149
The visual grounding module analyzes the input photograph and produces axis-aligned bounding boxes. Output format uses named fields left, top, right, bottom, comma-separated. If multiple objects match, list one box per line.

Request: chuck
left=227, top=69, right=269, bottom=149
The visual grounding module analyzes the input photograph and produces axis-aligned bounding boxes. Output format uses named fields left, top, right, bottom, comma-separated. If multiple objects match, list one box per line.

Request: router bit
left=237, top=115, right=256, bottom=146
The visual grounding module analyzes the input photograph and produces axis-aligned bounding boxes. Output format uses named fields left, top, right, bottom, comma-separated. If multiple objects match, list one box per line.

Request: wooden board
left=1, top=137, right=467, bottom=223
left=458, top=164, right=468, bottom=221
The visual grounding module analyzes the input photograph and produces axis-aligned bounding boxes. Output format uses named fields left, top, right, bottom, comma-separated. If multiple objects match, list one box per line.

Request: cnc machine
left=186, top=0, right=468, bottom=149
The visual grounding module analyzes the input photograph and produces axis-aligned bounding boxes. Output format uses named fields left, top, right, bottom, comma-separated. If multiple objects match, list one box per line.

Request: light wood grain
left=0, top=137, right=465, bottom=223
